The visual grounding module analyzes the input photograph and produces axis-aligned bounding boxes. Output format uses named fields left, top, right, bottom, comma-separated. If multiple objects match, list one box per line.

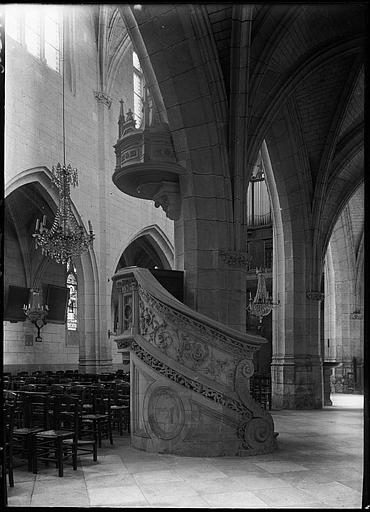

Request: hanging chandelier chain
left=32, top=8, right=94, bottom=266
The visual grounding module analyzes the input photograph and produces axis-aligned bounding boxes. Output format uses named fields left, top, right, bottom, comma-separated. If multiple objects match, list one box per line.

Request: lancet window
left=5, top=5, right=62, bottom=73
left=133, top=50, right=144, bottom=126
left=66, top=261, right=78, bottom=331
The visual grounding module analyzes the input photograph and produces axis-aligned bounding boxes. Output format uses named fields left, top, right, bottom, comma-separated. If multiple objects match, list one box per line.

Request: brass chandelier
left=33, top=163, right=94, bottom=264
left=247, top=268, right=279, bottom=330
left=33, top=16, right=94, bottom=265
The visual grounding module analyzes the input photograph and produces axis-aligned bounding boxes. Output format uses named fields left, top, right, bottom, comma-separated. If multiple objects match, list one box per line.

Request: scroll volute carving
left=234, top=358, right=255, bottom=406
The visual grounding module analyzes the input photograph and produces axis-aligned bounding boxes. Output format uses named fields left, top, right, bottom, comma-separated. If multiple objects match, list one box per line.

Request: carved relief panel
left=138, top=289, right=238, bottom=389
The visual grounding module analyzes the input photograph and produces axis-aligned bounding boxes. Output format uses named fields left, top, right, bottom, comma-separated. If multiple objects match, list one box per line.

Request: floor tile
left=295, top=480, right=362, bottom=503
left=253, top=485, right=325, bottom=507
left=145, top=494, right=210, bottom=507
left=231, top=474, right=292, bottom=490
left=254, top=461, right=310, bottom=473
left=5, top=393, right=363, bottom=509
left=88, top=485, right=149, bottom=507
left=138, top=480, right=199, bottom=499
left=202, top=490, right=270, bottom=508
left=133, top=469, right=185, bottom=485
left=84, top=472, right=137, bottom=488
left=124, top=460, right=173, bottom=473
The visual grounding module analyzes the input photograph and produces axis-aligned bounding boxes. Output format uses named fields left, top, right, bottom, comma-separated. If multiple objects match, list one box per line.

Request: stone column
left=271, top=247, right=324, bottom=410
left=85, top=90, right=113, bottom=373
left=177, top=173, right=250, bottom=333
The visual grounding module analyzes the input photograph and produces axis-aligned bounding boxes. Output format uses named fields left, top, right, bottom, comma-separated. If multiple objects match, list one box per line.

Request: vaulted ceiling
left=116, top=4, right=364, bottom=261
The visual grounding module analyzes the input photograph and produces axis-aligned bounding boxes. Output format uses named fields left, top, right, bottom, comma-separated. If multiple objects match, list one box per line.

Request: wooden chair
left=81, top=388, right=113, bottom=447
left=111, top=384, right=130, bottom=435
left=12, top=393, right=50, bottom=471
left=33, top=394, right=97, bottom=476
left=1, top=447, right=7, bottom=507
left=3, top=404, right=15, bottom=489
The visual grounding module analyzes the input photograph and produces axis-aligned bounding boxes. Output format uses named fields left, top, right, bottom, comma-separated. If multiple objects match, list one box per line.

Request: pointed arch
left=113, top=223, right=174, bottom=273
left=5, top=166, right=101, bottom=373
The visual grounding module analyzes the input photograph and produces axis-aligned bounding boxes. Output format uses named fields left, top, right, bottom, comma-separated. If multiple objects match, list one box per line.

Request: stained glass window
left=66, top=262, right=78, bottom=331
left=133, top=50, right=143, bottom=126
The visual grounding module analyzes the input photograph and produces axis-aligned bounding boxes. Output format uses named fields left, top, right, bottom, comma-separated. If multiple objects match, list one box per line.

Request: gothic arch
left=114, top=224, right=174, bottom=272
left=5, top=166, right=100, bottom=373
left=260, top=141, right=286, bottom=368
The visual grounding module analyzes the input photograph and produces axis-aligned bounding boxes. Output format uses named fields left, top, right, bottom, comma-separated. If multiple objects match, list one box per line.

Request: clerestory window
left=5, top=4, right=62, bottom=73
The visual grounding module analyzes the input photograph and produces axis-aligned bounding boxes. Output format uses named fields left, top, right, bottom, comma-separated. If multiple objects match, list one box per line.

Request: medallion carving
left=147, top=387, right=185, bottom=440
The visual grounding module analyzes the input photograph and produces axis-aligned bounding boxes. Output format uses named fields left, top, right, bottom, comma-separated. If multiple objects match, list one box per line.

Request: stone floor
left=7, top=393, right=364, bottom=508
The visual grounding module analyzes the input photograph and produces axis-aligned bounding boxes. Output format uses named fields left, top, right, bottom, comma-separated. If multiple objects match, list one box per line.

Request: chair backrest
left=54, top=394, right=79, bottom=436
left=117, top=383, right=130, bottom=397
left=3, top=390, right=18, bottom=406
left=19, top=384, right=37, bottom=391
left=93, top=388, right=112, bottom=414
left=20, top=393, right=50, bottom=429
left=50, top=384, right=65, bottom=395
left=4, top=403, right=15, bottom=444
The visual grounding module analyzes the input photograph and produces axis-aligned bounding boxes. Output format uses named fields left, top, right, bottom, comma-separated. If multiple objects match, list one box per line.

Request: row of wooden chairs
left=3, top=393, right=97, bottom=480
left=3, top=382, right=130, bottom=486
left=250, top=373, right=272, bottom=410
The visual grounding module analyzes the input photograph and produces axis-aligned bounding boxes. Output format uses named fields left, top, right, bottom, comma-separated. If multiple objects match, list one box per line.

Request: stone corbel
left=94, top=90, right=112, bottom=109
left=138, top=181, right=181, bottom=221
left=306, top=290, right=325, bottom=301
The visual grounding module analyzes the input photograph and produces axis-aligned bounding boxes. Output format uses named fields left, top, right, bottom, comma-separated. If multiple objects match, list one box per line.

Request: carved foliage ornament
left=138, top=295, right=236, bottom=386
left=116, top=339, right=132, bottom=350
left=138, top=286, right=258, bottom=355
left=131, top=341, right=252, bottom=417
left=93, top=90, right=112, bottom=109
left=117, top=278, right=138, bottom=294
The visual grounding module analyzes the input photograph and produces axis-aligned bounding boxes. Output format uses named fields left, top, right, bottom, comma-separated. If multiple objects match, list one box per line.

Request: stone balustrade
left=112, top=266, right=277, bottom=456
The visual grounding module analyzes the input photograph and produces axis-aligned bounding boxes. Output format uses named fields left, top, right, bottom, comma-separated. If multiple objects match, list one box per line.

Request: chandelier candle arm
left=32, top=164, right=95, bottom=264
left=23, top=289, right=49, bottom=341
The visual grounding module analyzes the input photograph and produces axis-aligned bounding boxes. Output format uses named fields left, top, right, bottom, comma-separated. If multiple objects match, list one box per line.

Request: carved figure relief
left=123, top=294, right=133, bottom=331
left=147, top=387, right=185, bottom=440
left=154, top=325, right=181, bottom=360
